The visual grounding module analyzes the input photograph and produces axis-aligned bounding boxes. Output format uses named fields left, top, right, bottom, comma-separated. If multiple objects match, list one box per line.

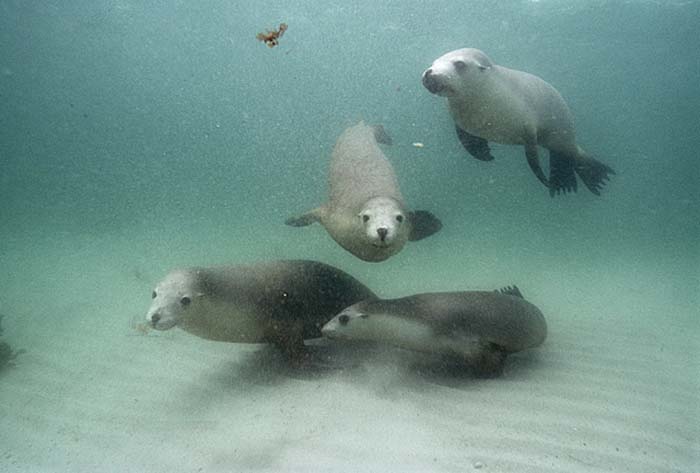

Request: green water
left=0, top=1, right=698, bottom=472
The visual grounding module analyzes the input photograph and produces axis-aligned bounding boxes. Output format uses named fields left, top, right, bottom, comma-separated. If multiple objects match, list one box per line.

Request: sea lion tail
left=496, top=285, right=523, bottom=298
left=573, top=152, right=616, bottom=196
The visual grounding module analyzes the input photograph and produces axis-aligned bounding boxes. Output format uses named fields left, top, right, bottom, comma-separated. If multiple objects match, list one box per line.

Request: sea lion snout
left=321, top=318, right=342, bottom=339
left=377, top=227, right=388, bottom=242
left=146, top=309, right=177, bottom=331
left=422, top=68, right=444, bottom=94
left=320, top=323, right=334, bottom=338
left=149, top=313, right=161, bottom=327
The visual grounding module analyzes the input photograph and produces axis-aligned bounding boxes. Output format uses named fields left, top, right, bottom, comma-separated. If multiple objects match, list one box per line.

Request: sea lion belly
left=178, top=299, right=267, bottom=343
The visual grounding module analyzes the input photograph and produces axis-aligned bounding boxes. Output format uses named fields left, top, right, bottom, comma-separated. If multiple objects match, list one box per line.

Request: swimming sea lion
left=422, top=48, right=615, bottom=196
left=322, top=286, right=546, bottom=376
left=286, top=121, right=442, bottom=262
left=145, top=260, right=376, bottom=361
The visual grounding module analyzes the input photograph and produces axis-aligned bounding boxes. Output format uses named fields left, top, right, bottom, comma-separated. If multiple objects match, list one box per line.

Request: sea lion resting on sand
left=145, top=260, right=376, bottom=361
left=422, top=48, right=615, bottom=196
left=286, top=121, right=442, bottom=262
left=322, top=286, right=547, bottom=377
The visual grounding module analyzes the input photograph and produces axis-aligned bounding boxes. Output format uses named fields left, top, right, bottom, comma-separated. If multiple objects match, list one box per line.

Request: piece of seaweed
left=256, top=23, right=288, bottom=48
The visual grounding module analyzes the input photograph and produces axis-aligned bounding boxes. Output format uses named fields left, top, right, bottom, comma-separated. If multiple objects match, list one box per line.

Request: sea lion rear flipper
left=525, top=143, right=550, bottom=189
left=548, top=150, right=578, bottom=197
left=496, top=285, right=523, bottom=298
left=455, top=126, right=494, bottom=161
left=407, top=210, right=442, bottom=241
left=285, top=207, right=323, bottom=227
left=574, top=154, right=616, bottom=196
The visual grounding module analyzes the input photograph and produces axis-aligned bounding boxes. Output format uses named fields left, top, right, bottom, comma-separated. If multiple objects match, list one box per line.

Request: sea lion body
left=286, top=121, right=441, bottom=262
left=422, top=48, right=614, bottom=196
left=146, top=260, right=376, bottom=359
left=322, top=287, right=547, bottom=376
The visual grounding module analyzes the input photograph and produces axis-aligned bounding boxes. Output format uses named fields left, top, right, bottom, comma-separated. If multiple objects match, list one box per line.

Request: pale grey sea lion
left=322, top=286, right=547, bottom=376
left=422, top=48, right=615, bottom=196
left=145, top=260, right=376, bottom=361
left=286, top=121, right=442, bottom=262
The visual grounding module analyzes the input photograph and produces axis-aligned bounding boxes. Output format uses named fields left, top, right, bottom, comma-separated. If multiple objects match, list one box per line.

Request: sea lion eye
left=151, top=291, right=157, bottom=299
left=180, top=296, right=191, bottom=306
left=454, top=60, right=466, bottom=70
left=338, top=314, right=350, bottom=325
left=395, top=215, right=404, bottom=223
left=362, top=215, right=370, bottom=223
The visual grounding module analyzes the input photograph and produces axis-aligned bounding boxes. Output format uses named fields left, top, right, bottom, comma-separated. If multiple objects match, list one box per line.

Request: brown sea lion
left=145, top=260, right=376, bottom=361
left=322, top=286, right=547, bottom=377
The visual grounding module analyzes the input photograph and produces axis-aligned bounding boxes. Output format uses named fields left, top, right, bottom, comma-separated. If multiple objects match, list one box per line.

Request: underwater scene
left=0, top=0, right=698, bottom=471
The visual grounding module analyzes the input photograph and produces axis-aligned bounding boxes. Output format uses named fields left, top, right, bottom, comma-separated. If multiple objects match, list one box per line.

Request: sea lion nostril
left=150, top=313, right=161, bottom=326
left=377, top=227, right=388, bottom=241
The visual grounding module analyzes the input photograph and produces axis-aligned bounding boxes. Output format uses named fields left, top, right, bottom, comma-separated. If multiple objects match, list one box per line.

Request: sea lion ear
left=195, top=292, right=205, bottom=299
left=474, top=54, right=493, bottom=71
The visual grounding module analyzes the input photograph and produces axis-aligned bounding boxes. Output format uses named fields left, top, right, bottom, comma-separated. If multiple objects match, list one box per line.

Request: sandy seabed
left=0, top=226, right=697, bottom=473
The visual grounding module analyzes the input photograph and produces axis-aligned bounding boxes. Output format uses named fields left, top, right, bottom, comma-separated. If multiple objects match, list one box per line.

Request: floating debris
left=412, top=142, right=425, bottom=148
left=256, top=23, right=288, bottom=48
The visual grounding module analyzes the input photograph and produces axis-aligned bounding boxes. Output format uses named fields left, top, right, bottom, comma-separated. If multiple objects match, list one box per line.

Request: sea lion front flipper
left=525, top=142, right=550, bottom=189
left=371, top=124, right=393, bottom=145
left=407, top=210, right=443, bottom=241
left=455, top=126, right=494, bottom=161
left=266, top=319, right=309, bottom=363
left=574, top=154, right=616, bottom=196
left=548, top=150, right=578, bottom=197
left=285, top=207, right=324, bottom=227
left=469, top=343, right=508, bottom=378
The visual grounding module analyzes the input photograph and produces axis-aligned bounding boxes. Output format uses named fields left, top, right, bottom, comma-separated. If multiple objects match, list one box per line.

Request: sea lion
left=422, top=48, right=615, bottom=196
left=145, top=260, right=376, bottom=361
left=285, top=121, right=442, bottom=262
left=322, top=286, right=547, bottom=376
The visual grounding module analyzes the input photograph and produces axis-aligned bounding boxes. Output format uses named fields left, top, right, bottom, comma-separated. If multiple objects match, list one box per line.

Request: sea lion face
left=323, top=302, right=434, bottom=352
left=358, top=197, right=408, bottom=249
left=422, top=48, right=493, bottom=97
left=146, top=270, right=202, bottom=330
left=322, top=304, right=372, bottom=341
